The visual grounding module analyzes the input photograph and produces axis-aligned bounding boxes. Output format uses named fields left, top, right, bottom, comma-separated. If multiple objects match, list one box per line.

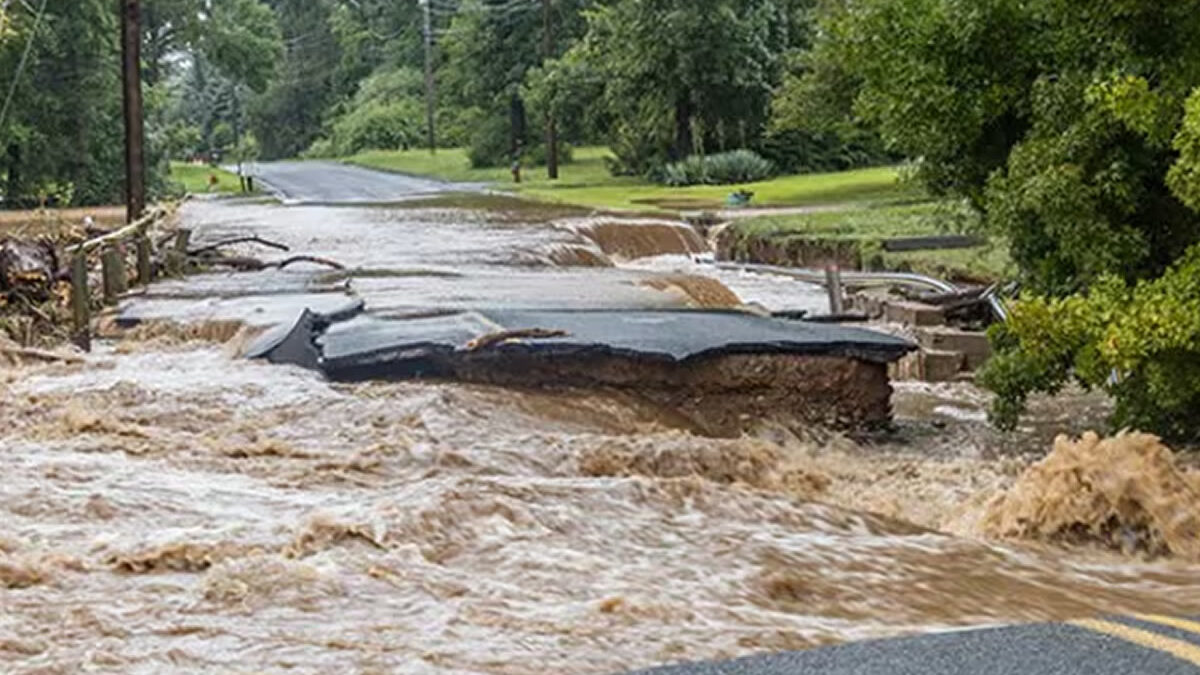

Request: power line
left=0, top=0, right=47, bottom=135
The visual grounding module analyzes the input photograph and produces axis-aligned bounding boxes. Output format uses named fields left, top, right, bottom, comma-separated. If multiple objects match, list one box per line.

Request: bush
left=328, top=100, right=423, bottom=156
left=467, top=114, right=516, bottom=168
left=466, top=112, right=572, bottom=169
left=756, top=128, right=893, bottom=175
left=658, top=150, right=774, bottom=186
left=980, top=244, right=1200, bottom=442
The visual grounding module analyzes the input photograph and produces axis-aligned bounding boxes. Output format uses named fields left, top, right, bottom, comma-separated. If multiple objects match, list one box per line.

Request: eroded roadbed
left=248, top=307, right=914, bottom=435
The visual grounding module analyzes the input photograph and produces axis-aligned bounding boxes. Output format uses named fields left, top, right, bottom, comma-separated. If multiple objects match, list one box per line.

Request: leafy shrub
left=328, top=100, right=423, bottom=156
left=467, top=114, right=516, bottom=168
left=755, top=129, right=892, bottom=175
left=980, top=244, right=1200, bottom=442
left=658, top=150, right=775, bottom=186
left=466, top=112, right=572, bottom=169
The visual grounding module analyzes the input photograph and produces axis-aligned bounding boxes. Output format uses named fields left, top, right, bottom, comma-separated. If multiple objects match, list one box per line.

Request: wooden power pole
left=120, top=0, right=146, bottom=223
left=421, top=0, right=436, bottom=155
left=542, top=0, right=558, bottom=180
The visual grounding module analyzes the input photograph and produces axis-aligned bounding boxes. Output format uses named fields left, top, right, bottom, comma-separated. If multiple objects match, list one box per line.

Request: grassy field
left=726, top=201, right=1014, bottom=282
left=345, top=146, right=919, bottom=211
left=347, top=145, right=1012, bottom=280
left=168, top=162, right=245, bottom=194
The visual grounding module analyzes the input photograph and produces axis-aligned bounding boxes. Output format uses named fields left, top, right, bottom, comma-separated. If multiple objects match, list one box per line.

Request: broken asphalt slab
left=247, top=307, right=915, bottom=381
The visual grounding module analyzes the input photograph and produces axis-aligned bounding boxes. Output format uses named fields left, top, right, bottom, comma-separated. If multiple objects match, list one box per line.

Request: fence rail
left=69, top=200, right=188, bottom=350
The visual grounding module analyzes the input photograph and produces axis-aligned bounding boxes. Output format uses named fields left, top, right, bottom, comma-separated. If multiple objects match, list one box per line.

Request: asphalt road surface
left=632, top=616, right=1200, bottom=674
left=252, top=160, right=468, bottom=204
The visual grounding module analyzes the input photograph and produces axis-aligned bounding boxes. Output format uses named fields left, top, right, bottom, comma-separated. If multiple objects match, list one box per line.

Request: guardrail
left=67, top=200, right=189, bottom=350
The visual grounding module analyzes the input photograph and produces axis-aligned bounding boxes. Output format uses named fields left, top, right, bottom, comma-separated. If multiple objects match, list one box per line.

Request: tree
left=805, top=0, right=1200, bottom=293
left=439, top=0, right=592, bottom=167
left=251, top=0, right=340, bottom=159
left=981, top=242, right=1200, bottom=442
left=200, top=0, right=283, bottom=93
left=560, top=0, right=789, bottom=175
left=1, top=0, right=126, bottom=206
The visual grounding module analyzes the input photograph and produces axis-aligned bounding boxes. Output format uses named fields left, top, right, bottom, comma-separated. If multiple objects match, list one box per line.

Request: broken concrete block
left=921, top=349, right=966, bottom=382
left=889, top=348, right=965, bottom=382
left=884, top=301, right=945, bottom=326
left=916, top=327, right=991, bottom=370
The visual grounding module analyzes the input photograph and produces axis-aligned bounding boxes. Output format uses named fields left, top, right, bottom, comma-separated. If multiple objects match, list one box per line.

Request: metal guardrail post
left=825, top=264, right=845, bottom=315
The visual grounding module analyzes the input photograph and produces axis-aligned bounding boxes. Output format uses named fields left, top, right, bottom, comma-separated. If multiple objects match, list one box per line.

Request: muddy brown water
left=2, top=197, right=1199, bottom=674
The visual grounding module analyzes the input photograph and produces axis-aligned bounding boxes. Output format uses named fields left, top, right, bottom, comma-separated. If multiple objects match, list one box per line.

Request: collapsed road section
left=247, top=306, right=914, bottom=436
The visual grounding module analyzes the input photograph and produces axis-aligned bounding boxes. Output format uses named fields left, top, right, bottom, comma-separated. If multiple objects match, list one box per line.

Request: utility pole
left=421, top=0, right=436, bottom=155
left=542, top=0, right=558, bottom=180
left=120, top=0, right=146, bottom=223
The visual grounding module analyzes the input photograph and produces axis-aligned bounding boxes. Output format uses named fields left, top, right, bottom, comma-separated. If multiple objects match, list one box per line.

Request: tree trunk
left=510, top=93, right=527, bottom=158
left=6, top=144, right=21, bottom=204
left=673, top=95, right=693, bottom=160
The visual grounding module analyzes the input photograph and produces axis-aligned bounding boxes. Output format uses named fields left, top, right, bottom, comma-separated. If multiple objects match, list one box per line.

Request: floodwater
left=3, top=196, right=1199, bottom=674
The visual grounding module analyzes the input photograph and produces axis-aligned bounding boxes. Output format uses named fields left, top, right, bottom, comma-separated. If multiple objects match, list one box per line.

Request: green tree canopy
left=805, top=0, right=1200, bottom=293
left=561, top=0, right=790, bottom=175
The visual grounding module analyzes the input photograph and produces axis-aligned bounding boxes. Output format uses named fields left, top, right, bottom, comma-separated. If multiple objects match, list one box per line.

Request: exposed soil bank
left=714, top=222, right=1002, bottom=284
left=717, top=226, right=864, bottom=270
left=456, top=352, right=895, bottom=437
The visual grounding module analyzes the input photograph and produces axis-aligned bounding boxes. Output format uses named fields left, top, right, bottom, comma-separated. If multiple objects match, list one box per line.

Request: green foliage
left=467, top=114, right=518, bottom=169
left=162, top=123, right=205, bottom=160
left=313, top=66, right=426, bottom=156
left=0, top=0, right=128, bottom=206
left=251, top=0, right=340, bottom=159
left=1168, top=88, right=1200, bottom=211
left=659, top=150, right=775, bottom=187
left=981, top=245, right=1200, bottom=442
left=805, top=0, right=1200, bottom=293
left=755, top=128, right=890, bottom=175
left=562, top=0, right=801, bottom=176
left=199, top=0, right=283, bottom=93
left=329, top=100, right=423, bottom=156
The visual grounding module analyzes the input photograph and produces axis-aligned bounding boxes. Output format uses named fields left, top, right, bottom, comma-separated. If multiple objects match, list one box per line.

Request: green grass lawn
left=168, top=162, right=245, bottom=194
left=345, top=146, right=920, bottom=212
left=727, top=201, right=1014, bottom=283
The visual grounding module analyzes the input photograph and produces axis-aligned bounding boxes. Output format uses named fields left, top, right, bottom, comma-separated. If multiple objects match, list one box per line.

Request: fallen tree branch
left=189, top=236, right=290, bottom=257
left=65, top=207, right=163, bottom=254
left=190, top=254, right=347, bottom=272
left=194, top=255, right=269, bottom=271
left=0, top=344, right=84, bottom=364
left=276, top=255, right=346, bottom=271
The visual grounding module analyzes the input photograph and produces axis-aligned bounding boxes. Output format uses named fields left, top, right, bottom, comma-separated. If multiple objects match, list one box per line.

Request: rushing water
left=2, top=197, right=1199, bottom=674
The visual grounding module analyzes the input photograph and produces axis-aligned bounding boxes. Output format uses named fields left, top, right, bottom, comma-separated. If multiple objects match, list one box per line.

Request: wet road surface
left=637, top=617, right=1200, bottom=674
left=253, top=160, right=470, bottom=204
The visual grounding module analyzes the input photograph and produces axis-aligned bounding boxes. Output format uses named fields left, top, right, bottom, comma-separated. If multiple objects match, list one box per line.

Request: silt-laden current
left=2, top=196, right=1198, bottom=674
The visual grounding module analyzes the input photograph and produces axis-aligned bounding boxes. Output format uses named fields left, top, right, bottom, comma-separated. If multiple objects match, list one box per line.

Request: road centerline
left=1069, top=618, right=1200, bottom=668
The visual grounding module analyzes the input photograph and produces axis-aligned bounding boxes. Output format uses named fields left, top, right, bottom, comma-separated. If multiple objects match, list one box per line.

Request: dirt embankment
left=716, top=226, right=864, bottom=270
left=455, top=351, right=895, bottom=437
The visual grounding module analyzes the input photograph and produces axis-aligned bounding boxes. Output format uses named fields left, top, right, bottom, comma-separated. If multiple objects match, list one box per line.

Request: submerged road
left=633, top=616, right=1200, bottom=674
left=252, top=160, right=470, bottom=204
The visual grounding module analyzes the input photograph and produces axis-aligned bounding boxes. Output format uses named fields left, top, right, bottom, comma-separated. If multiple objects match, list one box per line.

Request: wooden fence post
left=101, top=245, right=127, bottom=305
left=136, top=236, right=152, bottom=285
left=165, top=228, right=191, bottom=277
left=70, top=253, right=91, bottom=352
